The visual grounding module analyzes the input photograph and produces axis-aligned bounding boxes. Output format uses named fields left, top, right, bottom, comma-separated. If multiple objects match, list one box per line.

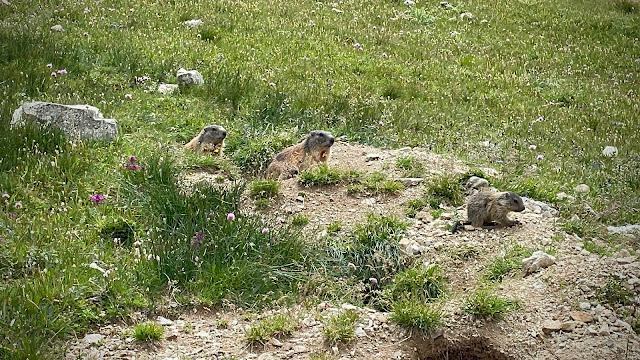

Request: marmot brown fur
left=185, top=125, right=227, bottom=155
left=466, top=191, right=525, bottom=228
left=266, top=130, right=335, bottom=180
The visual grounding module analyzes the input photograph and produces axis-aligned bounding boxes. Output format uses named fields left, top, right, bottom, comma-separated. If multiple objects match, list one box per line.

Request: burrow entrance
left=412, top=335, right=515, bottom=360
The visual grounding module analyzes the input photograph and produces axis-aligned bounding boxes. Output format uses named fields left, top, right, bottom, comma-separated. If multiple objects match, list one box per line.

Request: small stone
left=460, top=12, right=474, bottom=20
left=542, top=320, right=563, bottom=335
left=628, top=278, right=640, bottom=287
left=341, top=303, right=358, bottom=311
left=83, top=333, right=105, bottom=345
left=607, top=225, right=640, bottom=239
left=365, top=153, right=381, bottom=161
left=317, top=301, right=330, bottom=311
left=271, top=338, right=284, bottom=347
left=354, top=327, right=367, bottom=337
left=296, top=196, right=304, bottom=202
left=440, top=1, right=454, bottom=9
left=466, top=176, right=489, bottom=190
left=50, top=24, right=65, bottom=32
left=522, top=251, right=556, bottom=275
left=410, top=244, right=422, bottom=255
left=586, top=325, right=598, bottom=335
left=570, top=311, right=594, bottom=323
left=156, top=316, right=173, bottom=326
left=556, top=191, right=574, bottom=201
left=574, top=184, right=590, bottom=193
left=617, top=257, right=636, bottom=264
left=602, top=146, right=618, bottom=157
left=177, top=68, right=204, bottom=86
left=158, top=83, right=179, bottom=95
left=579, top=302, right=591, bottom=310
left=184, top=19, right=204, bottom=27
left=580, top=249, right=591, bottom=256
left=361, top=198, right=376, bottom=206
left=257, top=354, right=276, bottom=360
left=561, top=321, right=577, bottom=331
left=404, top=0, right=415, bottom=5
left=614, top=319, right=633, bottom=332
left=599, top=323, right=611, bottom=336
left=398, top=178, right=423, bottom=187
left=293, top=345, right=308, bottom=354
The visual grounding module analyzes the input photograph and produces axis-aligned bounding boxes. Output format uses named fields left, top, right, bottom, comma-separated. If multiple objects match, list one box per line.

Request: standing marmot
left=266, top=130, right=335, bottom=180
left=184, top=125, right=227, bottom=155
left=466, top=191, right=525, bottom=228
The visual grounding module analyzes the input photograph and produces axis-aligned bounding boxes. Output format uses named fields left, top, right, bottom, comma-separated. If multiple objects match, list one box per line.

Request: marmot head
left=198, top=125, right=227, bottom=145
left=303, top=130, right=335, bottom=159
left=497, top=191, right=525, bottom=212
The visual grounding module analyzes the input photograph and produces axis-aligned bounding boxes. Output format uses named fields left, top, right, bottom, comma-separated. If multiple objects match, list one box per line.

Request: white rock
left=293, top=345, right=308, bottom=354
left=177, top=68, right=204, bottom=86
left=574, top=184, right=590, bottom=193
left=354, top=327, right=367, bottom=337
left=579, top=302, right=591, bottom=310
left=607, top=225, right=640, bottom=239
left=12, top=101, right=118, bottom=141
left=257, top=354, right=276, bottom=360
left=157, top=316, right=173, bottom=326
left=522, top=251, right=556, bottom=275
left=50, top=24, right=65, bottom=32
left=466, top=176, right=489, bottom=190
left=599, top=323, right=611, bottom=336
left=460, top=12, right=474, bottom=20
left=404, top=0, right=415, bottom=5
left=158, top=83, right=179, bottom=95
left=341, top=303, right=359, bottom=311
left=556, top=192, right=575, bottom=201
left=83, top=333, right=105, bottom=345
left=602, top=146, right=618, bottom=157
left=183, top=19, right=203, bottom=27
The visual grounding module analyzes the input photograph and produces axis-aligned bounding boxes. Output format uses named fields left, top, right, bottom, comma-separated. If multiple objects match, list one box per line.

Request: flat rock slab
left=12, top=101, right=118, bottom=141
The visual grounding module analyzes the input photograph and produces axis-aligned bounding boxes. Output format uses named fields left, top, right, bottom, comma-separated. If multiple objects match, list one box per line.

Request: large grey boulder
left=11, top=102, right=118, bottom=141
left=177, top=68, right=204, bottom=86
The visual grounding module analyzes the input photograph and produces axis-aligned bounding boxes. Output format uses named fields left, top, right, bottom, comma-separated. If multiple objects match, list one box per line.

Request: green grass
left=323, top=310, right=359, bottom=343
left=249, top=179, right=280, bottom=198
left=484, top=244, right=533, bottom=283
left=423, top=174, right=465, bottom=208
left=390, top=299, right=442, bottom=334
left=395, top=156, right=425, bottom=178
left=291, top=214, right=310, bottom=226
left=244, top=313, right=298, bottom=343
left=379, top=264, right=446, bottom=310
left=299, top=164, right=343, bottom=187
left=464, top=289, right=520, bottom=320
left=1, top=0, right=639, bottom=357
left=596, top=276, right=634, bottom=306
left=132, top=322, right=165, bottom=342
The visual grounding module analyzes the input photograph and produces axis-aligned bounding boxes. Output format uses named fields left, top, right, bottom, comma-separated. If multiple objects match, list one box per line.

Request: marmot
left=452, top=191, right=525, bottom=233
left=266, top=130, right=335, bottom=180
left=185, top=125, right=227, bottom=155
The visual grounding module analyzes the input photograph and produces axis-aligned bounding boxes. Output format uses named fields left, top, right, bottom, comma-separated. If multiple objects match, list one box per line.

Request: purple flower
left=128, top=156, right=137, bottom=164
left=124, top=163, right=141, bottom=171
left=51, top=72, right=57, bottom=77
left=57, top=69, right=67, bottom=75
left=227, top=213, right=235, bottom=221
left=14, top=201, right=22, bottom=209
left=190, top=231, right=204, bottom=249
left=528, top=144, right=537, bottom=150
left=0, top=236, right=3, bottom=244
left=369, top=277, right=378, bottom=285
left=535, top=116, right=544, bottom=122
left=193, top=231, right=204, bottom=240
left=536, top=154, right=544, bottom=161
left=124, top=93, right=132, bottom=99
left=89, top=193, right=105, bottom=204
left=262, top=227, right=269, bottom=234
left=46, top=63, right=53, bottom=68
left=378, top=120, right=384, bottom=126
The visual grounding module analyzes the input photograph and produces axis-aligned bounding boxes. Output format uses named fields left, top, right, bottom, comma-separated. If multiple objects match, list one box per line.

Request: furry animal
left=184, top=125, right=227, bottom=155
left=452, top=191, right=525, bottom=233
left=266, top=130, right=335, bottom=180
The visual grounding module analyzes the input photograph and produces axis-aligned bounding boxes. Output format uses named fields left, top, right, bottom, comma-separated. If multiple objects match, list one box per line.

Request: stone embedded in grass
left=11, top=102, right=118, bottom=141
left=177, top=68, right=204, bottom=86
left=574, top=183, right=590, bottom=193
left=158, top=83, right=179, bottom=95
left=602, top=146, right=618, bottom=157
left=183, top=19, right=204, bottom=27
left=50, top=24, right=65, bottom=32
left=466, top=176, right=489, bottom=191
left=83, top=333, right=104, bottom=345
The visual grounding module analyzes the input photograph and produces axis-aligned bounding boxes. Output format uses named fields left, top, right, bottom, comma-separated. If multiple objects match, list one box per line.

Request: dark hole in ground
left=413, top=335, right=514, bottom=360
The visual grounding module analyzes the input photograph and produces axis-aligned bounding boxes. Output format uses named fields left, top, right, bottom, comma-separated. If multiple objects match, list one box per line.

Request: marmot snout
left=185, top=125, right=227, bottom=155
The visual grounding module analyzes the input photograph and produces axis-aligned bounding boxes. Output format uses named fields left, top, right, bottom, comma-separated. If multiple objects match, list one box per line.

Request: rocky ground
left=66, top=143, right=640, bottom=360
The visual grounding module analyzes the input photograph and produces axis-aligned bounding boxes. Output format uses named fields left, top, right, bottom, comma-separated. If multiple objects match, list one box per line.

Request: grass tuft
left=132, top=322, right=165, bottom=342
left=464, top=289, right=520, bottom=320
left=245, top=313, right=298, bottom=343
left=323, top=310, right=359, bottom=343
left=390, top=299, right=442, bottom=334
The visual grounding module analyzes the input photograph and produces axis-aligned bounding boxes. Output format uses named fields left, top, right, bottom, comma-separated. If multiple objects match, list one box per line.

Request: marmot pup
left=266, top=130, right=335, bottom=180
left=185, top=125, right=227, bottom=155
left=466, top=191, right=525, bottom=228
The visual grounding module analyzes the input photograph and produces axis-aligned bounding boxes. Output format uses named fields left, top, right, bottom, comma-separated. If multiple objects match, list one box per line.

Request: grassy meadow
left=0, top=0, right=639, bottom=358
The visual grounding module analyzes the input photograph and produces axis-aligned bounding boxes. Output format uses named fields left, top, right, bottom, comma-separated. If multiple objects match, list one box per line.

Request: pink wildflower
left=536, top=154, right=544, bottom=161
left=88, top=193, right=105, bottom=204
left=51, top=72, right=57, bottom=77
left=262, top=227, right=269, bottom=234
left=369, top=277, right=378, bottom=285
left=124, top=93, right=132, bottom=99
left=57, top=69, right=67, bottom=75
left=46, top=63, right=53, bottom=68
left=227, top=213, right=235, bottom=221
left=128, top=156, right=137, bottom=164
left=14, top=201, right=22, bottom=209
left=528, top=144, right=537, bottom=150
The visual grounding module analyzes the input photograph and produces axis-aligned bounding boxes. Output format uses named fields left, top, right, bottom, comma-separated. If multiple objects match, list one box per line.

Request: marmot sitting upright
left=184, top=125, right=227, bottom=155
left=266, top=130, right=335, bottom=180
left=466, top=191, right=525, bottom=228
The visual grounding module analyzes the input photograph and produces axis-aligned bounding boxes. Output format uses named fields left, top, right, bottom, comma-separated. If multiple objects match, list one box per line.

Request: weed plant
left=464, top=289, right=520, bottom=320
left=132, top=322, right=165, bottom=341
left=484, top=244, right=533, bottom=283
left=390, top=299, right=442, bottom=334
left=245, top=313, right=298, bottom=343
left=323, top=310, right=359, bottom=343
